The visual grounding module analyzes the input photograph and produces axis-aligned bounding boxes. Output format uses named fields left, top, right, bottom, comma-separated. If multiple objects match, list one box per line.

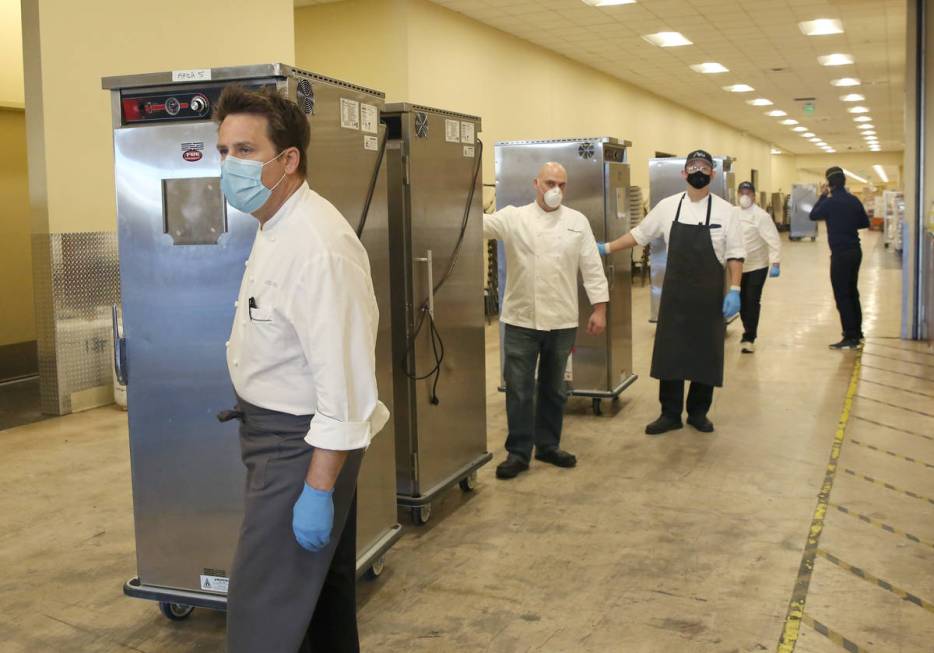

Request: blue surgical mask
left=220, top=150, right=288, bottom=214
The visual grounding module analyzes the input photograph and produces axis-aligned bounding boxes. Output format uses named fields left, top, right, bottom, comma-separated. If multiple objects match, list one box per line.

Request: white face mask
left=543, top=186, right=563, bottom=209
left=739, top=195, right=753, bottom=209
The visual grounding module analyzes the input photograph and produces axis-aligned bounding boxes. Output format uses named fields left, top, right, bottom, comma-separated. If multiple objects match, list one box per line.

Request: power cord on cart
left=403, top=138, right=484, bottom=405
left=356, top=128, right=388, bottom=238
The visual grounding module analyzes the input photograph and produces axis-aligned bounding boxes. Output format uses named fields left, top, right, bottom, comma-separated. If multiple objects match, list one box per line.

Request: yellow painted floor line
left=816, top=549, right=934, bottom=615
left=842, top=468, right=934, bottom=505
left=802, top=613, right=871, bottom=653
left=848, top=439, right=934, bottom=470
left=828, top=502, right=934, bottom=550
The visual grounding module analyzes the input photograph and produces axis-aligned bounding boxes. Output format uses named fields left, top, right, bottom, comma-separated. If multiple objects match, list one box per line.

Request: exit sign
left=803, top=101, right=815, bottom=114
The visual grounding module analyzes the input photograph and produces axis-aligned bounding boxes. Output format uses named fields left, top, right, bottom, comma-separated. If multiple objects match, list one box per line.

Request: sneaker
left=687, top=414, right=715, bottom=433
left=741, top=340, right=756, bottom=354
left=645, top=414, right=684, bottom=435
left=495, top=455, right=529, bottom=480
left=535, top=448, right=577, bottom=468
left=829, top=338, right=861, bottom=351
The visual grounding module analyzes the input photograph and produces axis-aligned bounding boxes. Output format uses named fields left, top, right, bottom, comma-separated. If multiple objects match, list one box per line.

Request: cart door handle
left=112, top=304, right=128, bottom=385
left=415, top=249, right=435, bottom=317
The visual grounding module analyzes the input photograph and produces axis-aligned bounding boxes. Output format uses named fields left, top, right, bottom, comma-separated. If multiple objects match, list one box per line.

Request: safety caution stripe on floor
left=848, top=439, right=934, bottom=470
left=850, top=415, right=934, bottom=443
left=776, top=354, right=862, bottom=653
left=816, top=549, right=934, bottom=615
left=858, top=378, right=934, bottom=400
left=863, top=341, right=934, bottom=357
left=828, top=502, right=934, bottom=550
left=802, top=614, right=871, bottom=653
left=860, top=363, right=934, bottom=382
left=842, top=468, right=934, bottom=505
left=861, top=351, right=934, bottom=369
left=854, top=394, right=934, bottom=419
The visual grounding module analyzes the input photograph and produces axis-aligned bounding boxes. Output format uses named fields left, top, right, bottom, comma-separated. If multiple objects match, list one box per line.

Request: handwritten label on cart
left=172, top=69, right=211, bottom=82
left=340, top=98, right=360, bottom=130
left=445, top=119, right=461, bottom=143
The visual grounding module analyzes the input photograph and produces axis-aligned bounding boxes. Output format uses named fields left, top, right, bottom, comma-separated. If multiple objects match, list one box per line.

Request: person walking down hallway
left=736, top=181, right=781, bottom=353
left=484, top=162, right=608, bottom=480
left=598, top=150, right=745, bottom=434
left=810, top=166, right=870, bottom=350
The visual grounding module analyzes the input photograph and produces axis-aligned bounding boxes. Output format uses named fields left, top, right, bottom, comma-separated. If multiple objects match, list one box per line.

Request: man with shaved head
left=484, top=162, right=609, bottom=480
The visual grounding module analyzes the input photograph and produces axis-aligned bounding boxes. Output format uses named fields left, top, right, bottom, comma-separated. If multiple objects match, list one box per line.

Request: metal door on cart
left=789, top=184, right=819, bottom=240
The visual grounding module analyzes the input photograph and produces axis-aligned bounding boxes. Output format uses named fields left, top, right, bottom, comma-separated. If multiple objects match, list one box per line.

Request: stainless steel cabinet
left=789, top=183, right=819, bottom=241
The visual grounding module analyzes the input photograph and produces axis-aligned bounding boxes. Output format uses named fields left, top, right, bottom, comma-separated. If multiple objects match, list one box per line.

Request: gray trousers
left=226, top=398, right=363, bottom=653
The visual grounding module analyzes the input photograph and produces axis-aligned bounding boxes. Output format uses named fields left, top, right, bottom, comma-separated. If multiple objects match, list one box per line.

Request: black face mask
left=687, top=171, right=711, bottom=189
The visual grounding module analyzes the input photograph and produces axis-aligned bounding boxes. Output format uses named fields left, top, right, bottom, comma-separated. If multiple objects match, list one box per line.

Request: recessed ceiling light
left=690, top=62, right=729, bottom=73
left=853, top=116, right=873, bottom=122
left=723, top=84, right=754, bottom=93
left=642, top=31, right=692, bottom=47
left=780, top=119, right=800, bottom=125
left=873, top=165, right=889, bottom=182
left=582, top=0, right=637, bottom=5
left=831, top=78, right=861, bottom=87
left=858, top=124, right=875, bottom=130
left=792, top=126, right=808, bottom=132
left=869, top=146, right=881, bottom=151
left=746, top=98, right=773, bottom=106
left=809, top=137, right=822, bottom=142
left=803, top=132, right=816, bottom=138
left=840, top=93, right=865, bottom=102
left=825, top=149, right=837, bottom=153
left=799, top=19, right=844, bottom=36
left=864, top=136, right=879, bottom=142
left=818, top=53, right=854, bottom=66
left=771, top=147, right=783, bottom=155
left=765, top=110, right=787, bottom=117
left=848, top=106, right=870, bottom=113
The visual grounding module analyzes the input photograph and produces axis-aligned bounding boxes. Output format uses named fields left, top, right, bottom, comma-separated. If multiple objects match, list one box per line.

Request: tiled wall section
left=31, top=232, right=120, bottom=415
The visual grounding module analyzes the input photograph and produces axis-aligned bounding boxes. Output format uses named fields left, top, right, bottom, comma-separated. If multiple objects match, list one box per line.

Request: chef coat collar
left=261, top=181, right=309, bottom=233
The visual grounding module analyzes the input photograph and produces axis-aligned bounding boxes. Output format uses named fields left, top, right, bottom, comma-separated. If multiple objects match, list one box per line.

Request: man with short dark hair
left=215, top=85, right=388, bottom=653
left=810, top=166, right=870, bottom=350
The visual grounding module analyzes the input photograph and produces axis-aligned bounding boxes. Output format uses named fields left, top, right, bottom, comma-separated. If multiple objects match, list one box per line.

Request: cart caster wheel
left=366, top=556, right=386, bottom=580
left=160, top=602, right=194, bottom=621
left=459, top=472, right=478, bottom=492
left=811, top=237, right=816, bottom=242
left=592, top=398, right=603, bottom=416
left=411, top=504, right=431, bottom=525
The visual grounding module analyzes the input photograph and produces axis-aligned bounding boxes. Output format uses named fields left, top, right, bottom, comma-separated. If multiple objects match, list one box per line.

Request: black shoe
left=687, top=415, right=715, bottom=433
left=829, top=338, right=861, bottom=350
left=535, top=448, right=577, bottom=468
left=495, top=455, right=529, bottom=480
left=645, top=414, right=684, bottom=435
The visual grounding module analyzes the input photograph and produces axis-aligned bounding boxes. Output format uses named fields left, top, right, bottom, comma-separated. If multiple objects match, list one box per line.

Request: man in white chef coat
left=215, top=85, right=388, bottom=653
left=484, top=162, right=608, bottom=480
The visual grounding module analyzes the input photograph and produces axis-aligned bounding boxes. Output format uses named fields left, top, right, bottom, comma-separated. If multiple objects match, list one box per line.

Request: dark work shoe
left=645, top=414, right=684, bottom=435
left=687, top=415, right=715, bottom=433
left=495, top=455, right=529, bottom=480
left=829, top=338, right=861, bottom=351
left=535, top=448, right=577, bottom=468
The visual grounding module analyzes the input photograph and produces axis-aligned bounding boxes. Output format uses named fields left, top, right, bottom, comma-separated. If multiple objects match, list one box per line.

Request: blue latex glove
left=292, top=483, right=334, bottom=552
left=769, top=263, right=780, bottom=278
left=597, top=242, right=609, bottom=256
left=723, top=289, right=741, bottom=318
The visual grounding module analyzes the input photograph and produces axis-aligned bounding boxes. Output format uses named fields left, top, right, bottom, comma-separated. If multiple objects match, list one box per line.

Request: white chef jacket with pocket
left=483, top=201, right=609, bottom=331
left=631, top=192, right=746, bottom=265
left=227, top=182, right=390, bottom=451
left=737, top=203, right=782, bottom=272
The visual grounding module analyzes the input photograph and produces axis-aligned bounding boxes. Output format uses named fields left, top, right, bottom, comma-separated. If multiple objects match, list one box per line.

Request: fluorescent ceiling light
left=831, top=78, right=861, bottom=87
left=818, top=53, right=854, bottom=66
left=582, top=0, right=637, bottom=5
left=792, top=126, right=808, bottom=132
left=780, top=119, right=800, bottom=125
left=746, top=98, right=773, bottom=106
left=853, top=117, right=873, bottom=123
left=809, top=137, right=822, bottom=142
left=874, top=168, right=888, bottom=187
left=825, top=149, right=837, bottom=153
left=724, top=84, right=754, bottom=93
left=843, top=168, right=868, bottom=183
left=765, top=110, right=787, bottom=117
left=858, top=124, right=875, bottom=130
left=690, top=62, right=729, bottom=73
left=815, top=141, right=828, bottom=146
left=771, top=147, right=783, bottom=155
left=799, top=19, right=844, bottom=36
left=869, top=146, right=881, bottom=151
left=847, top=106, right=870, bottom=113
left=840, top=93, right=865, bottom=102
left=642, top=31, right=692, bottom=47
left=802, top=132, right=816, bottom=138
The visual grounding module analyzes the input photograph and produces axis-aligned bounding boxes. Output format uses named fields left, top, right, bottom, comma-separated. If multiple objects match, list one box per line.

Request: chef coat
left=737, top=203, right=781, bottom=272
left=227, top=182, right=389, bottom=451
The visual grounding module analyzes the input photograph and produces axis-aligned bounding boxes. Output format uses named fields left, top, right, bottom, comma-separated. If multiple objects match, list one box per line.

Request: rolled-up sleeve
left=758, top=210, right=781, bottom=264
left=630, top=203, right=665, bottom=246
left=578, top=218, right=609, bottom=305
left=287, top=254, right=389, bottom=451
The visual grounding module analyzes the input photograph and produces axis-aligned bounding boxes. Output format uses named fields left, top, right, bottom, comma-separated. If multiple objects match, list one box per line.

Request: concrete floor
left=1, top=231, right=932, bottom=652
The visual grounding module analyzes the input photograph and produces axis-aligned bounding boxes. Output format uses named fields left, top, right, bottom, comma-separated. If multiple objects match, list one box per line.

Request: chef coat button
left=234, top=300, right=239, bottom=307
left=225, top=341, right=230, bottom=348
left=244, top=259, right=249, bottom=267
left=233, top=359, right=239, bottom=367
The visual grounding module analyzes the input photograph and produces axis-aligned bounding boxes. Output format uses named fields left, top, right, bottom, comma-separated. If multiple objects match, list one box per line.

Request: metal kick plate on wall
left=162, top=177, right=227, bottom=245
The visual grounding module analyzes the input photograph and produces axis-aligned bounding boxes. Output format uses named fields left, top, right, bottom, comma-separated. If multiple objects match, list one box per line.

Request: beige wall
left=0, top=108, right=34, bottom=346
left=22, top=0, right=296, bottom=235
left=0, top=0, right=23, bottom=108
left=295, top=0, right=773, bottom=197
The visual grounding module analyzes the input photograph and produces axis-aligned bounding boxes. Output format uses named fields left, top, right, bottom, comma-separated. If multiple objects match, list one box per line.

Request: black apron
left=650, top=193, right=726, bottom=387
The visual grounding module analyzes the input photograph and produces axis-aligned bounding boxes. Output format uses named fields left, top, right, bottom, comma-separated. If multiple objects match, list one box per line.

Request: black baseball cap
left=738, top=181, right=755, bottom=193
left=686, top=149, right=714, bottom=167
left=826, top=166, right=845, bottom=181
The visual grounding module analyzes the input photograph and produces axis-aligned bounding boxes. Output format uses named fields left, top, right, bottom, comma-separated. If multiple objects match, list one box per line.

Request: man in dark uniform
left=809, top=166, right=871, bottom=350
left=599, top=150, right=746, bottom=434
